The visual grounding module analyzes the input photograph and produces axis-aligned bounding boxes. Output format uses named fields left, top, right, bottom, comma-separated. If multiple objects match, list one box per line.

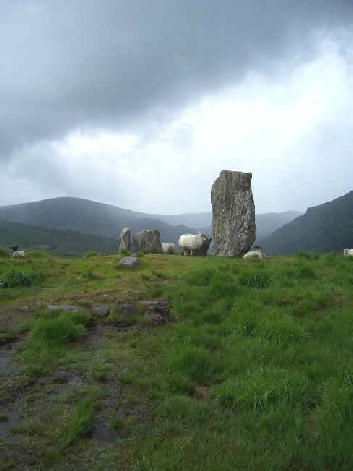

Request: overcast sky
left=1, top=0, right=353, bottom=214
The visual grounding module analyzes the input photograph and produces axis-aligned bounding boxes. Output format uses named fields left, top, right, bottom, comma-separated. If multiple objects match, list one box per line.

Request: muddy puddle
left=50, top=370, right=84, bottom=388
left=0, top=339, right=21, bottom=375
left=0, top=354, right=11, bottom=374
left=92, top=418, right=120, bottom=443
left=86, top=326, right=101, bottom=346
left=0, top=411, right=21, bottom=433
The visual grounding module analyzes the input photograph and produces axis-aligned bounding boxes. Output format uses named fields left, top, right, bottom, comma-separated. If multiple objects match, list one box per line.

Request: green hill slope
left=259, top=191, right=353, bottom=254
left=0, top=197, right=302, bottom=244
left=255, top=211, right=302, bottom=239
left=0, top=197, right=194, bottom=244
left=0, top=219, right=117, bottom=256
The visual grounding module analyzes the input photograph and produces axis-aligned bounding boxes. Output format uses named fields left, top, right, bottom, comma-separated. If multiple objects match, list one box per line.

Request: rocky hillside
left=259, top=191, right=353, bottom=255
left=255, top=211, right=302, bottom=239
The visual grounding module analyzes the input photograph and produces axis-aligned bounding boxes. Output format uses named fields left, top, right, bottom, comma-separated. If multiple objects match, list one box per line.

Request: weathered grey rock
left=111, top=299, right=175, bottom=326
left=118, top=256, right=141, bottom=268
left=92, top=305, right=110, bottom=317
left=133, top=230, right=163, bottom=253
left=140, top=299, right=175, bottom=325
left=118, top=227, right=131, bottom=253
left=112, top=302, right=139, bottom=318
left=123, top=289, right=138, bottom=297
left=47, top=304, right=80, bottom=312
left=211, top=170, right=256, bottom=257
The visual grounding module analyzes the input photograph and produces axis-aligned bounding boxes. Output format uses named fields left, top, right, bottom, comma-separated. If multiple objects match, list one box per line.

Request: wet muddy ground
left=0, top=299, right=172, bottom=470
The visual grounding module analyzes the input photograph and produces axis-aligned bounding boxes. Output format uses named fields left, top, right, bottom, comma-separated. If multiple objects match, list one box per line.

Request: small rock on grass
left=118, top=256, right=141, bottom=269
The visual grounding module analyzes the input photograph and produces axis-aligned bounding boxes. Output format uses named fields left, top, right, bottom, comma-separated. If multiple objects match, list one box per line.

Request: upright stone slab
left=119, top=227, right=131, bottom=252
left=133, top=230, right=163, bottom=253
left=211, top=170, right=256, bottom=256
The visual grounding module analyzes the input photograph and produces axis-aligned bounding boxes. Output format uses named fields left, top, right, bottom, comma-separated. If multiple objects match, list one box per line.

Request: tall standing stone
left=211, top=170, right=256, bottom=256
left=119, top=227, right=131, bottom=252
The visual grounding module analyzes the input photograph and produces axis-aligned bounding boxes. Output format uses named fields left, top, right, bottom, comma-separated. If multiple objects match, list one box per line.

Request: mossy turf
left=1, top=250, right=353, bottom=469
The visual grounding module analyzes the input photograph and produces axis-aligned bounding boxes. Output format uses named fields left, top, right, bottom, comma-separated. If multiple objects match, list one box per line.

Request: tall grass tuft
left=0, top=247, right=10, bottom=258
left=162, top=345, right=222, bottom=389
left=294, top=260, right=316, bottom=280
left=59, top=398, right=96, bottom=447
left=297, top=250, right=320, bottom=260
left=213, top=367, right=311, bottom=411
left=30, top=315, right=86, bottom=347
left=239, top=270, right=271, bottom=289
left=0, top=269, right=44, bottom=288
left=22, top=309, right=89, bottom=372
left=183, top=267, right=214, bottom=286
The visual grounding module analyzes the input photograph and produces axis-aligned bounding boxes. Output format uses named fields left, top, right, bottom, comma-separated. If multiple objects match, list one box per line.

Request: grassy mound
left=1, top=251, right=353, bottom=469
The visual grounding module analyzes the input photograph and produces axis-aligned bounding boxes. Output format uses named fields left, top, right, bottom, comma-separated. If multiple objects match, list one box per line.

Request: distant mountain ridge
left=177, top=211, right=302, bottom=240
left=259, top=191, right=353, bottom=254
left=0, top=197, right=301, bottom=245
left=145, top=212, right=212, bottom=230
left=2, top=192, right=352, bottom=255
left=255, top=211, right=302, bottom=239
left=0, top=197, right=194, bottom=244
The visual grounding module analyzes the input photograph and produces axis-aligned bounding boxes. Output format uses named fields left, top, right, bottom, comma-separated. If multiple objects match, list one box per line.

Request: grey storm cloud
left=1, top=0, right=353, bottom=161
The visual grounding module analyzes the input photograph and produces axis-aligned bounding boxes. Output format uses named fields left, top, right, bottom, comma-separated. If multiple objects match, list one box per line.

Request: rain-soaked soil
left=0, top=411, right=21, bottom=433
left=0, top=341, right=20, bottom=375
left=0, top=299, right=174, bottom=469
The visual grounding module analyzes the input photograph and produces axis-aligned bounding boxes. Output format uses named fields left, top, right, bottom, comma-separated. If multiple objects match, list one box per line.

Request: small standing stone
left=133, top=230, right=163, bottom=253
left=118, top=227, right=132, bottom=253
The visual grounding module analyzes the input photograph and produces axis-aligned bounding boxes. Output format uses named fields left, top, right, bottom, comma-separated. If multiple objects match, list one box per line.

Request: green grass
left=58, top=396, right=97, bottom=448
left=2, top=251, right=353, bottom=469
left=127, top=253, right=353, bottom=470
left=0, top=268, right=44, bottom=288
left=21, top=309, right=90, bottom=373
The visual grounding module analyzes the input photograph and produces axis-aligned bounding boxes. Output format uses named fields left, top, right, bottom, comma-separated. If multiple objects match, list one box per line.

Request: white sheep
left=178, top=233, right=212, bottom=256
left=343, top=248, right=353, bottom=256
left=243, top=247, right=263, bottom=259
left=11, top=246, right=25, bottom=257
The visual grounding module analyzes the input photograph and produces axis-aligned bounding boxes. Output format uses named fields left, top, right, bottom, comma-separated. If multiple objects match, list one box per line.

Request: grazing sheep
left=343, top=248, right=353, bottom=256
left=243, top=246, right=263, bottom=259
left=10, top=246, right=25, bottom=257
left=178, top=233, right=212, bottom=256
